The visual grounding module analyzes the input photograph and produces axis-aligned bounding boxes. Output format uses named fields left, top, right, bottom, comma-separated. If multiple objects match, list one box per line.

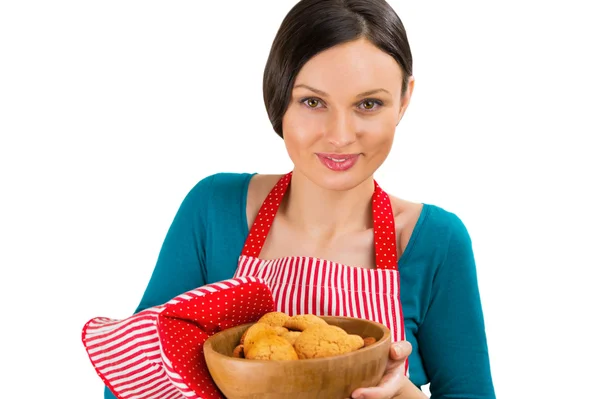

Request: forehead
left=294, top=39, right=403, bottom=95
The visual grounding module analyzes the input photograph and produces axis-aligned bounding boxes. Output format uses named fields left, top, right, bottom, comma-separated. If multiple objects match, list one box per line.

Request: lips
left=316, top=153, right=360, bottom=172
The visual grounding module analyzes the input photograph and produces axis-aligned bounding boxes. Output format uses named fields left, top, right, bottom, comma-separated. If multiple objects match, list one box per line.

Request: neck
left=282, top=169, right=374, bottom=240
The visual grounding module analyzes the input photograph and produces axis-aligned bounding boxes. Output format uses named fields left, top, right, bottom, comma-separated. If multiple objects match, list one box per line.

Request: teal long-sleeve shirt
left=103, top=172, right=495, bottom=399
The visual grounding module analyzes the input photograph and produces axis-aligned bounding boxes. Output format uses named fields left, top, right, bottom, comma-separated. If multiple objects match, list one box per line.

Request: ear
left=396, top=76, right=415, bottom=125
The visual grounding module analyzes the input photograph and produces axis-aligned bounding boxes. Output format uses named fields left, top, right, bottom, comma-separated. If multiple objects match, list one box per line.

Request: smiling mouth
left=327, top=156, right=351, bottom=162
left=315, top=153, right=360, bottom=171
left=318, top=153, right=359, bottom=161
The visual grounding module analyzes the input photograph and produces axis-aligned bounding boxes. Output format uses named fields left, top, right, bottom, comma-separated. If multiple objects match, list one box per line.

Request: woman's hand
left=350, top=341, right=425, bottom=399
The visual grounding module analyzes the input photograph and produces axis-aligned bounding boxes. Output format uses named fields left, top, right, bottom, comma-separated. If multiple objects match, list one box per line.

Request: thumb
left=390, top=341, right=412, bottom=361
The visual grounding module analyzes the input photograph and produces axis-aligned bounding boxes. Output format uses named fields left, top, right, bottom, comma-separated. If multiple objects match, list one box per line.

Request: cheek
left=358, top=114, right=397, bottom=148
left=282, top=108, right=323, bottom=151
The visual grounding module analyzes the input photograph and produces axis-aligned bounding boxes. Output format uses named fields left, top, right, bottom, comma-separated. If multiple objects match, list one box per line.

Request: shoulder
left=246, top=173, right=285, bottom=226
left=175, top=172, right=256, bottom=223
left=389, top=196, right=424, bottom=254
left=391, top=195, right=469, bottom=237
left=422, top=204, right=472, bottom=246
left=185, top=172, right=255, bottom=202
left=390, top=195, right=473, bottom=260
left=411, top=203, right=475, bottom=268
left=180, top=172, right=282, bottom=229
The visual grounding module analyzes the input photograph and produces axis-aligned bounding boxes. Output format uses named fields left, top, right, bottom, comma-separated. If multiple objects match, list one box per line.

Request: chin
left=302, top=167, right=374, bottom=192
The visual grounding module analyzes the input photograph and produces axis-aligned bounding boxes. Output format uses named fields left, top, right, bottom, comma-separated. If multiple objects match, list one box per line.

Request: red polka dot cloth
left=81, top=276, right=275, bottom=399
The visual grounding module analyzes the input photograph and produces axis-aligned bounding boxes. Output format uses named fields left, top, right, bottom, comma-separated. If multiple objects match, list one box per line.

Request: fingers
left=385, top=341, right=411, bottom=372
left=351, top=366, right=403, bottom=399
left=350, top=341, right=411, bottom=399
left=390, top=341, right=412, bottom=361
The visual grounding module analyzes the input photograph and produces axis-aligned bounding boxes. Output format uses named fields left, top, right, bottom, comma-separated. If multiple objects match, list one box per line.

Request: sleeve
left=418, top=213, right=496, bottom=399
left=103, top=174, right=215, bottom=399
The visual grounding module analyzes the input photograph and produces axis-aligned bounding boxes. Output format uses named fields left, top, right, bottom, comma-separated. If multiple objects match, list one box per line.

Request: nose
left=325, top=110, right=357, bottom=148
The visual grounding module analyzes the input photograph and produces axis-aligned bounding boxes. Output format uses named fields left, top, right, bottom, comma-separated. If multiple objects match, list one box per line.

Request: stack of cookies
left=232, top=312, right=377, bottom=360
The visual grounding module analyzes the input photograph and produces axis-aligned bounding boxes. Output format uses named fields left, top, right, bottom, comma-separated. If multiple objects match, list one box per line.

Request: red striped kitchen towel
left=81, top=276, right=275, bottom=399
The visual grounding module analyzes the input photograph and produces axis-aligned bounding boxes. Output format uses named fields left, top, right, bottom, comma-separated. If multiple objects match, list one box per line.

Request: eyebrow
left=293, top=84, right=391, bottom=98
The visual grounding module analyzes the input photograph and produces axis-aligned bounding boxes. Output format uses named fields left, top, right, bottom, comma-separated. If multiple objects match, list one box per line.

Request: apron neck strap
left=242, top=172, right=398, bottom=269
left=242, top=172, right=292, bottom=259
left=372, top=180, right=399, bottom=269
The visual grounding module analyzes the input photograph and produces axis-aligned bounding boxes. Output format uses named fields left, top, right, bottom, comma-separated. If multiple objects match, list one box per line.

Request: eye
left=301, top=97, right=324, bottom=109
left=358, top=99, right=383, bottom=111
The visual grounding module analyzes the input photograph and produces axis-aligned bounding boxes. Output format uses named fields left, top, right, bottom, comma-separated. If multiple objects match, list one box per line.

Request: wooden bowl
left=203, top=316, right=391, bottom=399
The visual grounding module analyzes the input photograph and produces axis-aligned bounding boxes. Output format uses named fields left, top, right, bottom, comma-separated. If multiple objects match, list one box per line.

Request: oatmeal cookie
left=347, top=334, right=365, bottom=351
left=257, top=311, right=291, bottom=327
left=245, top=335, right=299, bottom=360
left=281, top=331, right=302, bottom=346
left=293, top=325, right=357, bottom=359
left=284, top=314, right=328, bottom=331
left=241, top=323, right=278, bottom=350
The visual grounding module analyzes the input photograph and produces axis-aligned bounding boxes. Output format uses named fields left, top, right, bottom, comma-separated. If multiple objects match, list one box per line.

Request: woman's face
left=282, top=38, right=414, bottom=192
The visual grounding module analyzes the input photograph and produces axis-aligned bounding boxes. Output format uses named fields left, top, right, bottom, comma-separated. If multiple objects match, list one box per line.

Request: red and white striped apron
left=234, top=172, right=408, bottom=374
left=81, top=173, right=408, bottom=399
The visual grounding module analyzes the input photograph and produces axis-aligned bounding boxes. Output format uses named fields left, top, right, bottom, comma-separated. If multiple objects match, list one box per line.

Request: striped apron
left=234, top=172, right=408, bottom=375
left=81, top=173, right=407, bottom=399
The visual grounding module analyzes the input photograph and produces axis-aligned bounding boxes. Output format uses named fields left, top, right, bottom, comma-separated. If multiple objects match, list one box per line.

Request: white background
left=1, top=1, right=598, bottom=398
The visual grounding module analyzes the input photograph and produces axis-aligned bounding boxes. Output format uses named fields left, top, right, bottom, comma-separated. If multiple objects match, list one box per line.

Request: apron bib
left=234, top=172, right=408, bottom=375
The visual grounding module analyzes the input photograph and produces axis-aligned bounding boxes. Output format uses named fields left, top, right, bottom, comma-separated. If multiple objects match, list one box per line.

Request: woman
left=104, top=0, right=495, bottom=398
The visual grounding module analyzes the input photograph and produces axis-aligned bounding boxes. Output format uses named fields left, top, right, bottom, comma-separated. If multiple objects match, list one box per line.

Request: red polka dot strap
left=373, top=180, right=398, bottom=270
left=242, top=172, right=398, bottom=270
left=242, top=172, right=292, bottom=258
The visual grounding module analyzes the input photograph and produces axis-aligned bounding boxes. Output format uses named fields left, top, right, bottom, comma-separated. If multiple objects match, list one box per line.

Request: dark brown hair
left=263, top=0, right=413, bottom=138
